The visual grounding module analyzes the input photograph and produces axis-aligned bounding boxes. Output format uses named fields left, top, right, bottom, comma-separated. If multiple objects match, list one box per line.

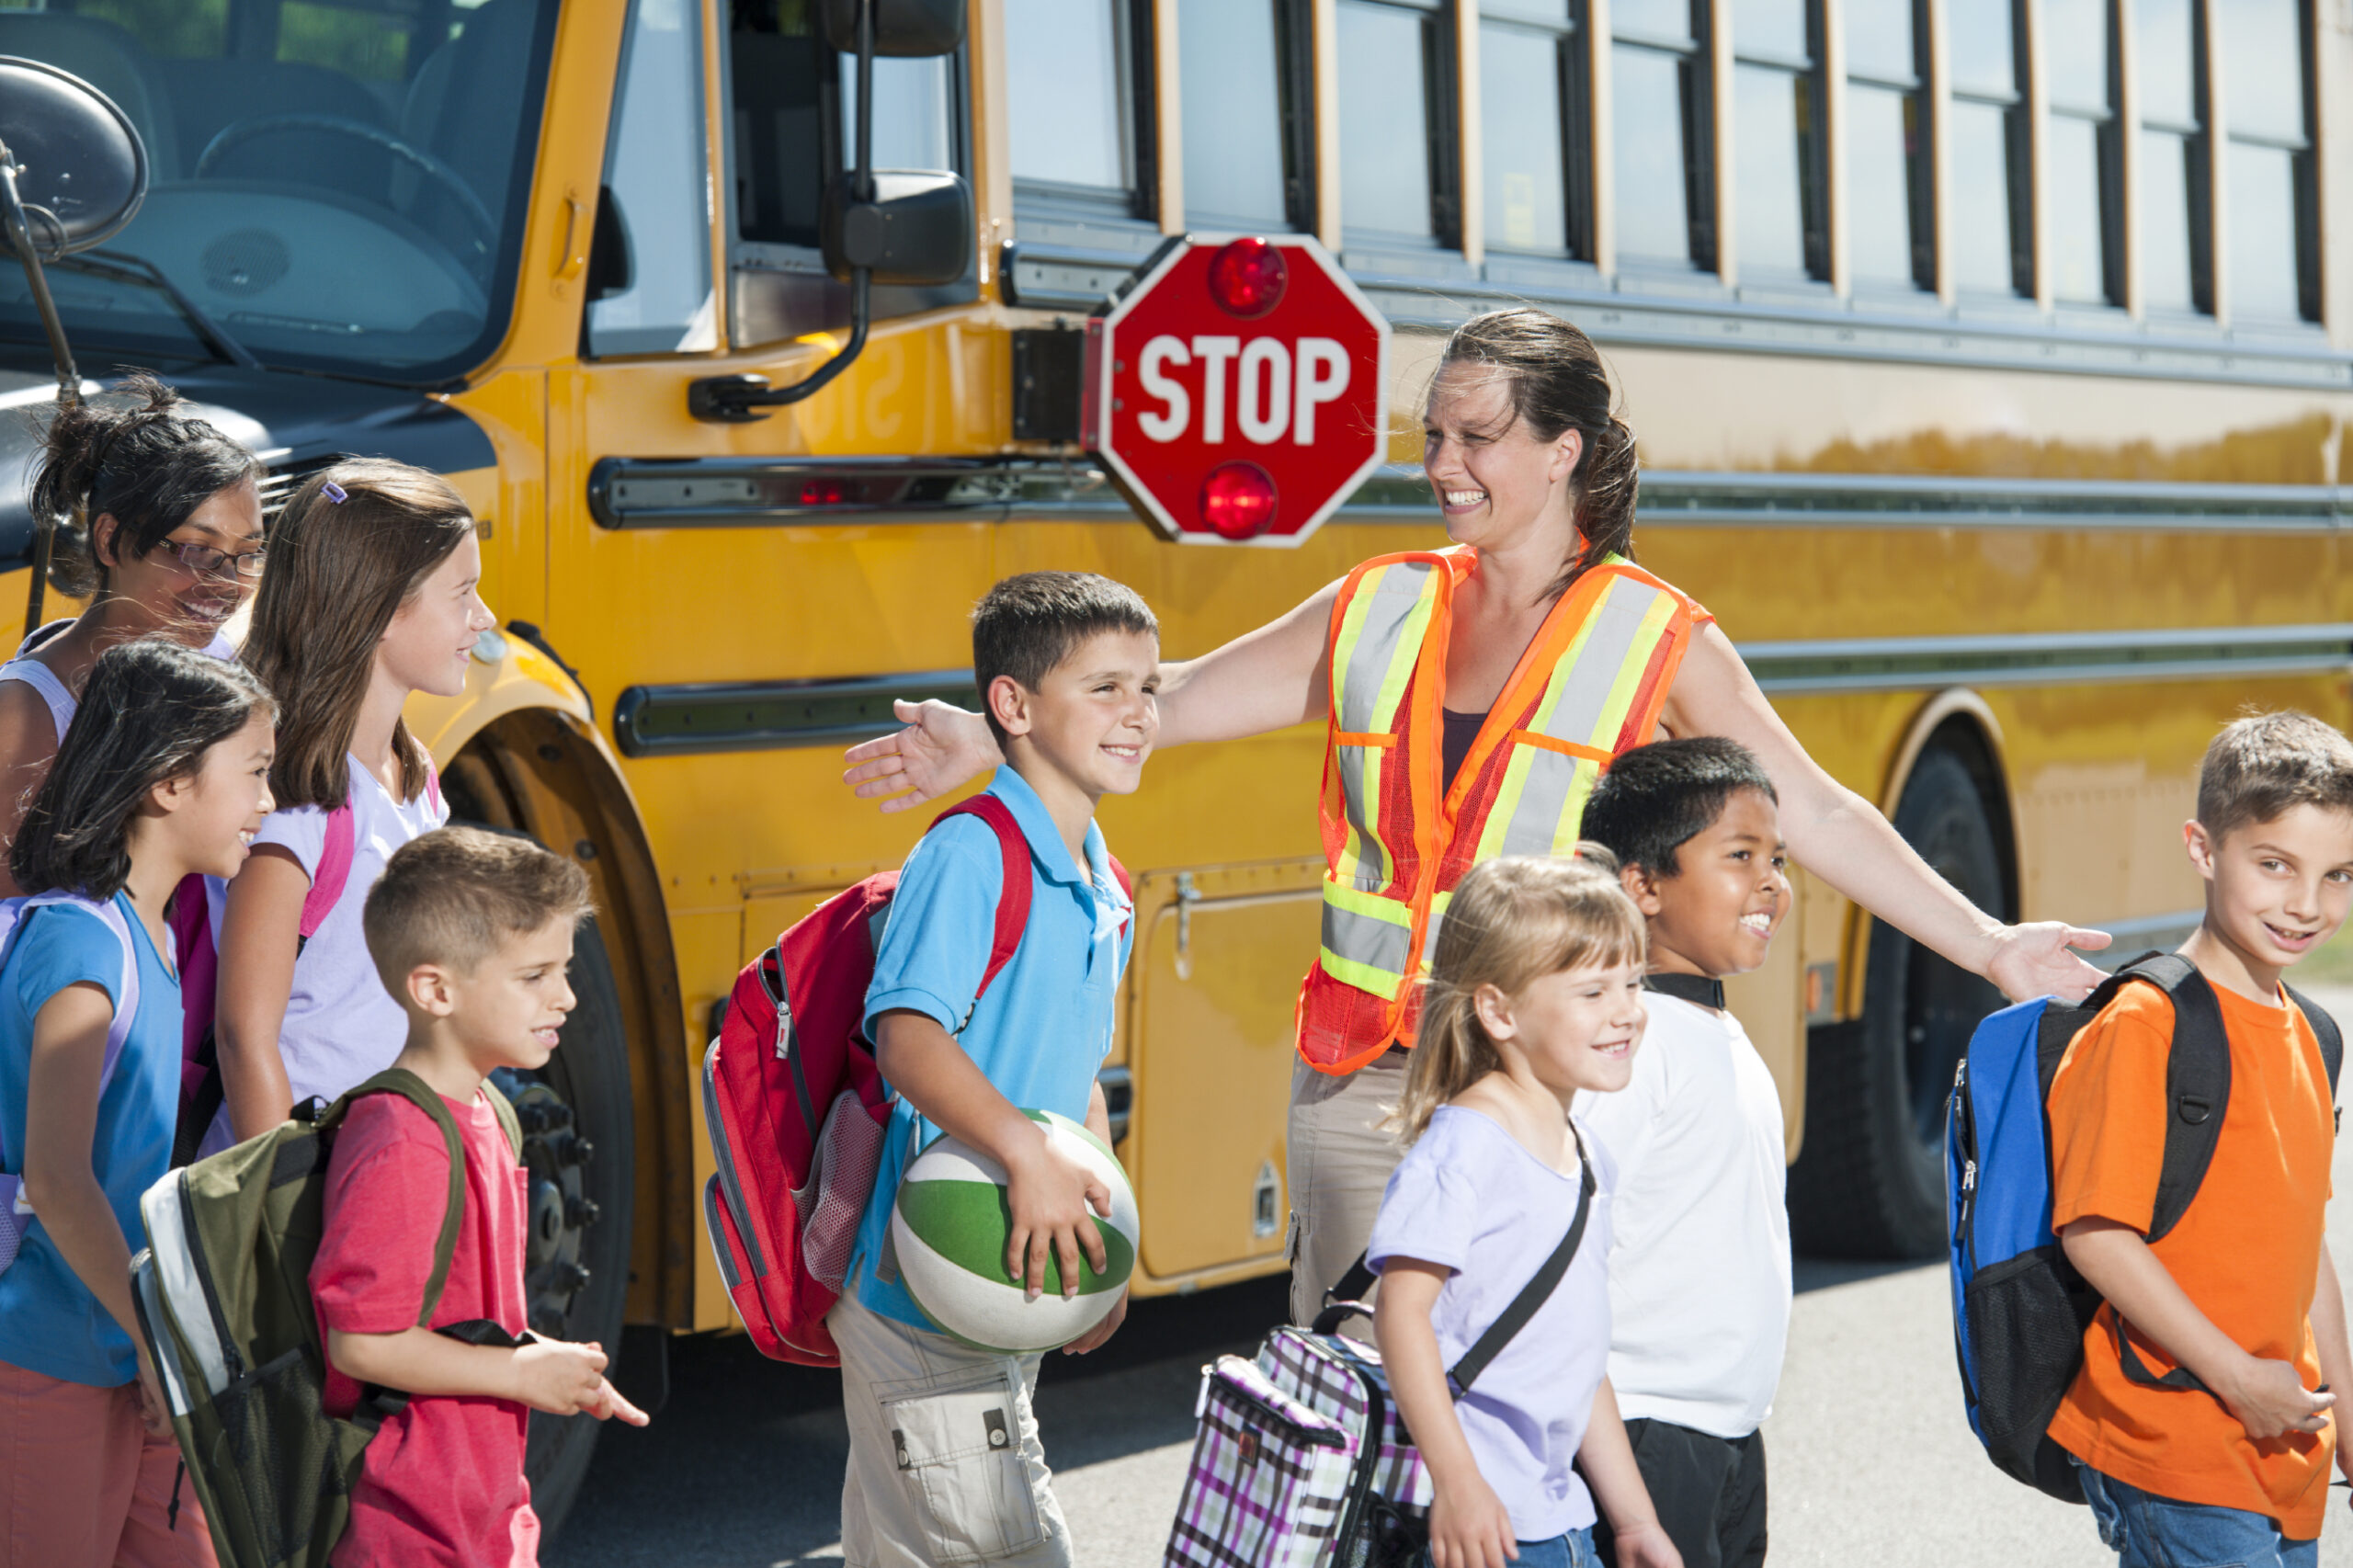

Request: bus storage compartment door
left=1129, top=862, right=1324, bottom=1285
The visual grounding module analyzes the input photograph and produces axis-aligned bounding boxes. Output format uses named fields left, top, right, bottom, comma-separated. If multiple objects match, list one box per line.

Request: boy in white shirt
left=1575, top=737, right=1793, bottom=1568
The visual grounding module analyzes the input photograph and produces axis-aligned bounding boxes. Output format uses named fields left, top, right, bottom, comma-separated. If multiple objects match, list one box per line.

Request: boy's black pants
left=1588, top=1419, right=1767, bottom=1568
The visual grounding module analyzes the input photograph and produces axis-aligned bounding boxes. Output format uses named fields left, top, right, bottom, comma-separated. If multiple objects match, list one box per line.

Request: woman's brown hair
left=242, top=459, right=473, bottom=811
left=1391, top=849, right=1647, bottom=1143
left=1436, top=308, right=1639, bottom=601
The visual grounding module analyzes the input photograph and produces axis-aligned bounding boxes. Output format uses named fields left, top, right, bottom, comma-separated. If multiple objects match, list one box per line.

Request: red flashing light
left=1208, top=237, right=1287, bottom=318
left=798, top=479, right=848, bottom=507
left=1200, top=461, right=1279, bottom=540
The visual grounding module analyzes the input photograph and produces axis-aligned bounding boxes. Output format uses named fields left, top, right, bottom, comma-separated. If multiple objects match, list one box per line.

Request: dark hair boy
left=1576, top=735, right=1791, bottom=1568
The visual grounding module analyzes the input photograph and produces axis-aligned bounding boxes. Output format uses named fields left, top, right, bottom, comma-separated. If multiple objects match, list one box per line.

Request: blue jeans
left=2077, top=1463, right=2317, bottom=1568
left=1420, top=1527, right=1597, bottom=1568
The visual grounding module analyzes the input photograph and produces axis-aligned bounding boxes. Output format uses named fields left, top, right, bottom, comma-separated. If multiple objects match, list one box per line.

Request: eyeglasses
left=157, top=540, right=267, bottom=581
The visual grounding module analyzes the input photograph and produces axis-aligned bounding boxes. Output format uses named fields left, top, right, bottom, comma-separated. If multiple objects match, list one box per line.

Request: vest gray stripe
left=1323, top=897, right=1415, bottom=977
left=1496, top=582, right=1665, bottom=857
left=1339, top=562, right=1437, bottom=736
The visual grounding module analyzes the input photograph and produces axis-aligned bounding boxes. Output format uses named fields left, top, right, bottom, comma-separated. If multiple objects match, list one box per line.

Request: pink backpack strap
left=301, top=804, right=356, bottom=943
left=928, top=796, right=1032, bottom=1001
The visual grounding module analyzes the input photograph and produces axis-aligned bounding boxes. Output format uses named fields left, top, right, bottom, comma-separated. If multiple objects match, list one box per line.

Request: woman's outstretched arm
left=1664, top=622, right=2109, bottom=1003
left=843, top=579, right=1340, bottom=812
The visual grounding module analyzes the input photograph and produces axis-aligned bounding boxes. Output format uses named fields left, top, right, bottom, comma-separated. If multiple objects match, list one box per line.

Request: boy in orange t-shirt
left=2048, top=710, right=2353, bottom=1565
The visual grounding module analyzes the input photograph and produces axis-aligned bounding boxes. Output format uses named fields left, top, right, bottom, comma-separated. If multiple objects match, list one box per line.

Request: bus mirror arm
left=0, top=138, right=80, bottom=636
left=688, top=0, right=972, bottom=424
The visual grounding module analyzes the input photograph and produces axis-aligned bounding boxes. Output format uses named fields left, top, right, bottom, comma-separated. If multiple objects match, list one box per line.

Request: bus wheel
left=496, top=916, right=635, bottom=1538
left=1790, top=745, right=2009, bottom=1259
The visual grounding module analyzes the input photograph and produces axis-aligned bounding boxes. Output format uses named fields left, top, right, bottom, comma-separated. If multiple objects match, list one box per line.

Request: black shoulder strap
left=2283, top=983, right=2344, bottom=1105
left=1448, top=1122, right=1599, bottom=1393
left=2079, top=955, right=2230, bottom=1246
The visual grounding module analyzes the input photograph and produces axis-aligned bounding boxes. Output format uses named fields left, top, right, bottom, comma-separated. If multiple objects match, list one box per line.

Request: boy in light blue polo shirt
left=833, top=572, right=1158, bottom=1568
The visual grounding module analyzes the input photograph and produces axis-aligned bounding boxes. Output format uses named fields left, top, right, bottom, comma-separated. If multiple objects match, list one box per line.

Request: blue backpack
left=1946, top=952, right=2343, bottom=1503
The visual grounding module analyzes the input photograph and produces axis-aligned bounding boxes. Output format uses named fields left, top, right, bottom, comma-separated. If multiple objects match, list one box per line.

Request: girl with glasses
left=0, top=373, right=267, bottom=898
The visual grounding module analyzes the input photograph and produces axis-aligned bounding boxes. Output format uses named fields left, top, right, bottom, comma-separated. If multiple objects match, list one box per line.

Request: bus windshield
left=0, top=0, right=557, bottom=384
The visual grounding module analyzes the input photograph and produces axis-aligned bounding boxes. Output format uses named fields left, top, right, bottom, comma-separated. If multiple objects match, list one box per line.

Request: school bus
left=2, top=0, right=2348, bottom=1527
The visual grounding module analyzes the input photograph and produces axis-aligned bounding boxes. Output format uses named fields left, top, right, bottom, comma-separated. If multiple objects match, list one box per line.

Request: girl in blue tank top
left=0, top=639, right=275, bottom=1562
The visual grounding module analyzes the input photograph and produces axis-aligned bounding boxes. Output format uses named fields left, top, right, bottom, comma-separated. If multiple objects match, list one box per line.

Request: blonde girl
left=1368, top=853, right=1679, bottom=1568
left=0, top=375, right=266, bottom=896
left=0, top=639, right=275, bottom=1565
left=204, top=460, right=493, bottom=1153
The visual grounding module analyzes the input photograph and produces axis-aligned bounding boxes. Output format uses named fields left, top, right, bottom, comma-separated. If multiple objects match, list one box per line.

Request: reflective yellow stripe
left=1330, top=560, right=1441, bottom=892
left=1480, top=576, right=1681, bottom=859
left=1318, top=880, right=1415, bottom=998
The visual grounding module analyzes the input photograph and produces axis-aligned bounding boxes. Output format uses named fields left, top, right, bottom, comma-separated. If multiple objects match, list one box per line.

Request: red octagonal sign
left=1086, top=235, right=1391, bottom=547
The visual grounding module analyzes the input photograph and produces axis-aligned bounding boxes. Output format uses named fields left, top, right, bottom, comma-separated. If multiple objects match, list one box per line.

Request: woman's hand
left=1984, top=921, right=2112, bottom=1005
left=842, top=699, right=999, bottom=813
left=1426, top=1471, right=1519, bottom=1568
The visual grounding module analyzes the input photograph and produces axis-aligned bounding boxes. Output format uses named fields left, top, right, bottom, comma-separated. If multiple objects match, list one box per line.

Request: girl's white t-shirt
left=199, top=752, right=448, bottom=1155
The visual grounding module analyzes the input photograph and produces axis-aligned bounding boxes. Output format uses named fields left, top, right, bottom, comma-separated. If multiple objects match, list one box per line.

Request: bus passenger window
left=1180, top=0, right=1313, bottom=231
left=1944, top=0, right=2028, bottom=297
left=2041, top=0, right=2120, bottom=306
left=2133, top=0, right=2208, bottom=314
left=1338, top=0, right=1454, bottom=244
left=2221, top=0, right=2315, bottom=323
left=1613, top=0, right=1711, bottom=269
left=1478, top=0, right=1586, bottom=258
left=1007, top=0, right=1142, bottom=212
left=587, top=0, right=716, bottom=358
left=1841, top=0, right=1930, bottom=292
left=1730, top=0, right=1824, bottom=280
left=841, top=56, right=955, bottom=171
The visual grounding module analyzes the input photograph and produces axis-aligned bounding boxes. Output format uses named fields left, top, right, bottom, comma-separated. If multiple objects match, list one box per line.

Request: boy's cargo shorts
left=829, top=1291, right=1072, bottom=1567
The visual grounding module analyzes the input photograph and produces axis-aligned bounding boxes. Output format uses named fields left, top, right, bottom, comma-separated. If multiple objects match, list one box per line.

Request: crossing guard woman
left=846, top=307, right=2109, bottom=1324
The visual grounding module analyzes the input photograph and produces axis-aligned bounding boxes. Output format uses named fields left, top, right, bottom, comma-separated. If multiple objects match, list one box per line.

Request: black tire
left=500, top=916, right=635, bottom=1539
left=1790, top=746, right=2009, bottom=1259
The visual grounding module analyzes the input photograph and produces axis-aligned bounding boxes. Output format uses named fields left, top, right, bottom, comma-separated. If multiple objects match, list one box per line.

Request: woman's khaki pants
left=1284, top=1048, right=1410, bottom=1334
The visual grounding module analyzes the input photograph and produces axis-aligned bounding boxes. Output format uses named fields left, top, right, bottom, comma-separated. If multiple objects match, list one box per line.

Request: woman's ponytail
left=25, top=372, right=261, bottom=597
left=1435, top=310, right=1641, bottom=601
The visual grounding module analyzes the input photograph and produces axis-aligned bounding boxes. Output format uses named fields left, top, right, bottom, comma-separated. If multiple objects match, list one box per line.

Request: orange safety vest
left=1295, top=546, right=1707, bottom=1074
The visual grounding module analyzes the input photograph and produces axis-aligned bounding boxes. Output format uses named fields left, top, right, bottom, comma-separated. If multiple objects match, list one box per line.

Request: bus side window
left=1613, top=0, right=1712, bottom=272
left=1177, top=0, right=1314, bottom=233
left=586, top=0, right=718, bottom=358
left=724, top=0, right=973, bottom=348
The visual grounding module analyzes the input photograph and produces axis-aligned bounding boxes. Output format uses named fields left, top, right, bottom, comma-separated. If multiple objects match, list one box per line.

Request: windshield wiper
left=41, top=248, right=262, bottom=370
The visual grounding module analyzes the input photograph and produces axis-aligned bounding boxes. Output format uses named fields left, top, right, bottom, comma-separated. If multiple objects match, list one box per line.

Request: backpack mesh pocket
left=1963, top=1245, right=2098, bottom=1481
left=794, top=1088, right=883, bottom=1292
left=201, top=1346, right=369, bottom=1568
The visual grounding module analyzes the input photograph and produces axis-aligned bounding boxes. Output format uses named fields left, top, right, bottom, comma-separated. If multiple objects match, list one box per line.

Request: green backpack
left=129, top=1068, right=524, bottom=1568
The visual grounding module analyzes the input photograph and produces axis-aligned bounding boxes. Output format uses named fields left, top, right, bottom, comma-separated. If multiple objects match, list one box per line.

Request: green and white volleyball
left=891, top=1108, right=1140, bottom=1354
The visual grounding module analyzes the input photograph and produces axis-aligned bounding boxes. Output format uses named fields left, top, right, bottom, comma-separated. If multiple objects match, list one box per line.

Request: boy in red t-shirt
left=311, top=827, right=647, bottom=1568
left=2049, top=711, right=2353, bottom=1566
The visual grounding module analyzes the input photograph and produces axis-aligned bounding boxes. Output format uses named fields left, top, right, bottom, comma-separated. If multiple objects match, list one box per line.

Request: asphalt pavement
left=550, top=985, right=2353, bottom=1567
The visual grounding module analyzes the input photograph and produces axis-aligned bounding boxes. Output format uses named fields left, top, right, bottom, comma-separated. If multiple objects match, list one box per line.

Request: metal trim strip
left=585, top=456, right=2353, bottom=534
left=1740, top=625, right=2353, bottom=694
left=612, top=671, right=979, bottom=757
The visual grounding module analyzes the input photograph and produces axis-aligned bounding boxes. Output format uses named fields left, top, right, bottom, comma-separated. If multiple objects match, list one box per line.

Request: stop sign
left=1085, top=235, right=1390, bottom=547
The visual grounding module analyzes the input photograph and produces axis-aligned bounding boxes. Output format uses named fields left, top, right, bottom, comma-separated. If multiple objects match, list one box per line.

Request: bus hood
left=0, top=354, right=496, bottom=568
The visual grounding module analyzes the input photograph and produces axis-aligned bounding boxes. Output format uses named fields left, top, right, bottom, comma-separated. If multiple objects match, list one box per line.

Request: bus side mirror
left=819, top=0, right=965, bottom=55
left=822, top=170, right=970, bottom=287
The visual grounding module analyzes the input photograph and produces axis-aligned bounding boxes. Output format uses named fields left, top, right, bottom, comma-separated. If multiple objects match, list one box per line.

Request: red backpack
left=699, top=796, right=1128, bottom=1365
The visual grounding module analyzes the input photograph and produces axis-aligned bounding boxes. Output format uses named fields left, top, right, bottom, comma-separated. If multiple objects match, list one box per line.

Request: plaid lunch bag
left=1163, top=1126, right=1599, bottom=1568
